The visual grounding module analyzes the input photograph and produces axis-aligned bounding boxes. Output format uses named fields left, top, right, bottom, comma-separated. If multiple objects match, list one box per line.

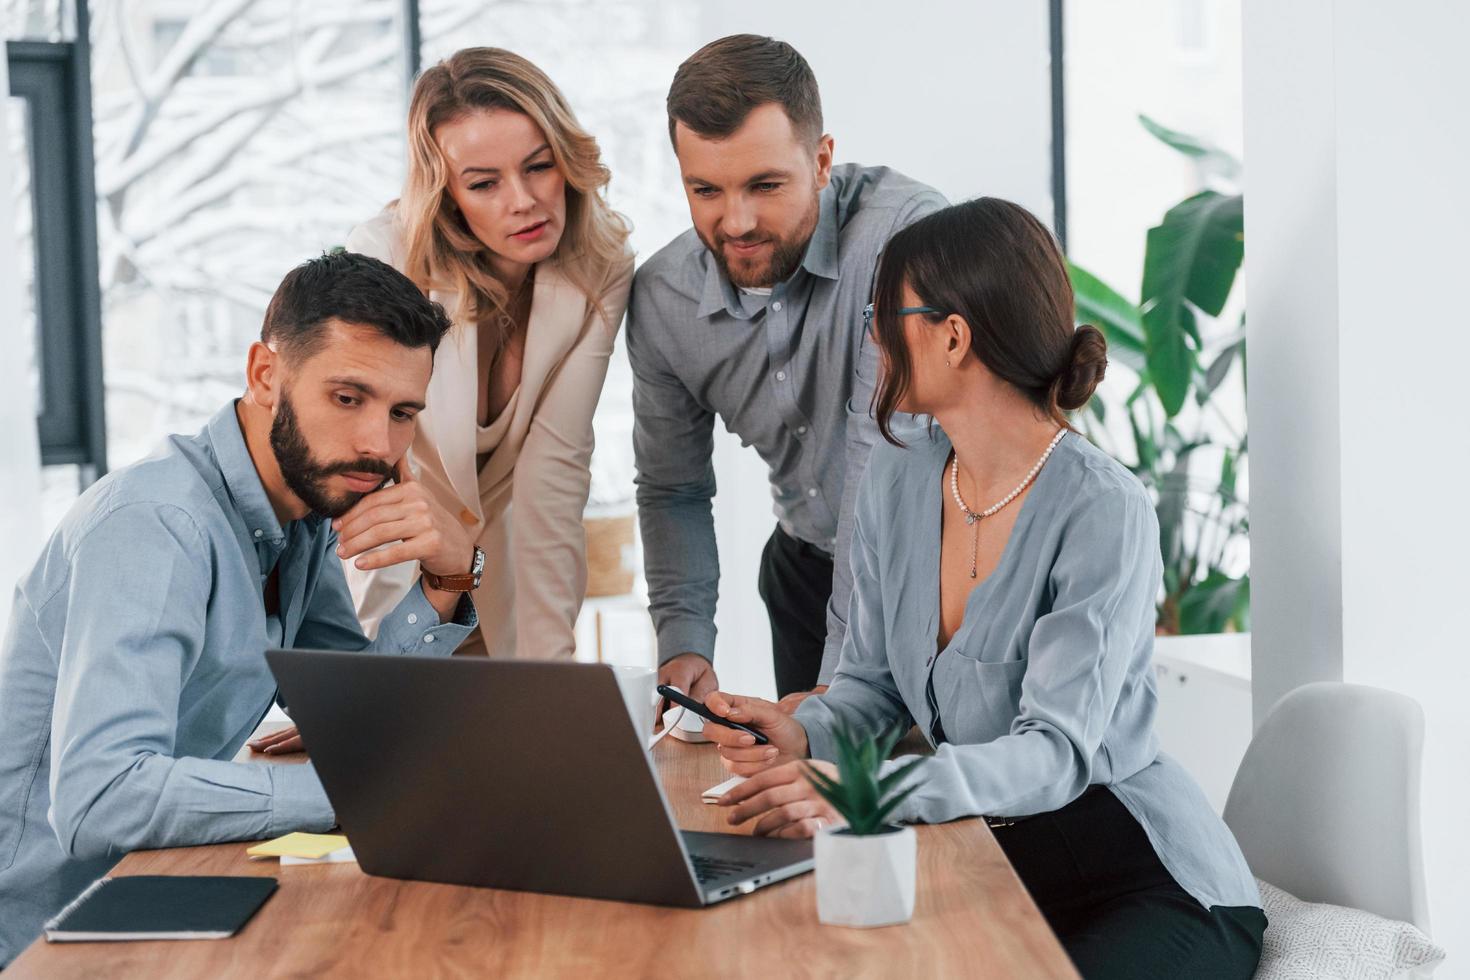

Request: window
left=2, top=0, right=75, bottom=42
left=1064, top=0, right=1249, bottom=633
left=87, top=1, right=410, bottom=474
left=418, top=0, right=703, bottom=515
left=8, top=0, right=106, bottom=527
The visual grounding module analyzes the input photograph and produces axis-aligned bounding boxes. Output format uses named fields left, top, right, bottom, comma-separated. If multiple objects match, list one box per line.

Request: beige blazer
left=344, top=210, right=634, bottom=659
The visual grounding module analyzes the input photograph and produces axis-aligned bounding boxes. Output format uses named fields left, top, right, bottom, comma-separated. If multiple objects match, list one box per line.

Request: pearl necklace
left=950, top=428, right=1067, bottom=578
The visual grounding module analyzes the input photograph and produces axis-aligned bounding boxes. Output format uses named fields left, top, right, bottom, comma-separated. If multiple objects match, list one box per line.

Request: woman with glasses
left=697, top=199, right=1265, bottom=978
left=344, top=48, right=632, bottom=659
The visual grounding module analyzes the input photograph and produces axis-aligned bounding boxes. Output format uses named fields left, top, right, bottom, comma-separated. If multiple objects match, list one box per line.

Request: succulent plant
left=802, top=725, right=926, bottom=836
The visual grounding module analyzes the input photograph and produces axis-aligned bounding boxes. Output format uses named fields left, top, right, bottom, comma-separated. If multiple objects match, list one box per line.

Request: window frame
left=7, top=0, right=105, bottom=480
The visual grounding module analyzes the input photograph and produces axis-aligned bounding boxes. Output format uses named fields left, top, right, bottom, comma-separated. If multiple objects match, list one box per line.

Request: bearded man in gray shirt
left=629, top=35, right=946, bottom=704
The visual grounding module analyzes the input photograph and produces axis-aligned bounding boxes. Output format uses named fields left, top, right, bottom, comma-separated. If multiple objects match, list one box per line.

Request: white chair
left=1223, top=681, right=1428, bottom=931
left=1224, top=681, right=1446, bottom=979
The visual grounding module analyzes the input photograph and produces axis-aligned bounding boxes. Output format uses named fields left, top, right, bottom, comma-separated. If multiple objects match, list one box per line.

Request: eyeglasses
left=862, top=302, right=945, bottom=328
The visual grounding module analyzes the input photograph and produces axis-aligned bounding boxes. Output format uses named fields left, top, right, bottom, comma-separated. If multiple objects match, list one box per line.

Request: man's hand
left=334, top=457, right=474, bottom=621
left=777, top=684, right=828, bottom=715
left=703, top=691, right=810, bottom=775
left=658, top=652, right=718, bottom=713
left=247, top=725, right=304, bottom=755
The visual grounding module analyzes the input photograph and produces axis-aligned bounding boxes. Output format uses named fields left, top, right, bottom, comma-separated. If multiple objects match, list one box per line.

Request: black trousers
left=994, top=785, right=1266, bottom=979
left=756, top=525, right=833, bottom=698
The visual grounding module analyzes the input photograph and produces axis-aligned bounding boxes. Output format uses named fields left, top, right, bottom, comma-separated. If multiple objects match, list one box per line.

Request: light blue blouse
left=795, top=429, right=1260, bottom=910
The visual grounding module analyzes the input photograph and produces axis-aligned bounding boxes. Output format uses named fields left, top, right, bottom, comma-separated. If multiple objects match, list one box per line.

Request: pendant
left=965, top=513, right=979, bottom=525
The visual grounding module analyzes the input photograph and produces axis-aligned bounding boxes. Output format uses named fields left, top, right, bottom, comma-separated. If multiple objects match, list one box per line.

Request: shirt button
left=796, top=425, right=808, bottom=435
left=772, top=301, right=783, bottom=312
left=253, top=529, right=263, bottom=539
left=407, top=613, right=419, bottom=625
left=424, top=634, right=436, bottom=644
left=775, top=371, right=787, bottom=382
left=807, top=488, right=819, bottom=498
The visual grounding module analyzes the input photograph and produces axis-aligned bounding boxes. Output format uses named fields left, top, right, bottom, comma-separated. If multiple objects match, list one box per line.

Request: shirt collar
left=206, top=400, right=291, bottom=544
left=695, top=183, right=841, bottom=320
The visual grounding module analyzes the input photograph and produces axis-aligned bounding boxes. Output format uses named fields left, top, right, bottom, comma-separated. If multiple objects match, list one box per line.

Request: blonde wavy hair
left=398, top=47, right=629, bottom=344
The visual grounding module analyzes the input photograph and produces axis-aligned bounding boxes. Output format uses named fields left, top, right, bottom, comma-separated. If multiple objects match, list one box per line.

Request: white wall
left=1244, top=0, right=1470, bottom=946
left=695, top=2, right=1054, bottom=699
left=0, top=59, right=46, bottom=630
left=1240, top=0, right=1345, bottom=719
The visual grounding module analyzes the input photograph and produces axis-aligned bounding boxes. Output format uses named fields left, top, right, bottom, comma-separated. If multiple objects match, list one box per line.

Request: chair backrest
left=1223, top=681, right=1429, bottom=932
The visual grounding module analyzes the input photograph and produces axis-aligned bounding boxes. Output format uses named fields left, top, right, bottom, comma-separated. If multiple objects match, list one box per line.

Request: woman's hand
left=247, top=725, right=304, bottom=755
left=717, top=759, right=842, bottom=838
left=702, top=691, right=810, bottom=775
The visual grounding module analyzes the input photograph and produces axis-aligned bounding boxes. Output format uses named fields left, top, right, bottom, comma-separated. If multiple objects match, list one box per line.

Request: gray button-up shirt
left=0, top=402, right=475, bottom=964
left=628, top=164, right=945, bottom=681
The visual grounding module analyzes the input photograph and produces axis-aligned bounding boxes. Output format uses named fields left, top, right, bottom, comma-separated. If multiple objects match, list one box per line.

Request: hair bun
left=1052, top=324, right=1108, bottom=412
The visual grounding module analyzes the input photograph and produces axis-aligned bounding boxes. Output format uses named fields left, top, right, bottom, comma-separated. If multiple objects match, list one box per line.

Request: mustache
left=315, top=457, right=394, bottom=481
left=717, top=231, right=768, bottom=247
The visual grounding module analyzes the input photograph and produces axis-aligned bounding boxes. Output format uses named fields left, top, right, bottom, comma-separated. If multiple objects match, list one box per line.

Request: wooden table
left=10, top=731, right=1076, bottom=979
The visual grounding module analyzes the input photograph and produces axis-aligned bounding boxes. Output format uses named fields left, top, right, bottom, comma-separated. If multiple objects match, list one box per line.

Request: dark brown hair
left=871, top=198, right=1107, bottom=445
left=666, top=34, right=823, bottom=148
left=263, top=250, right=452, bottom=363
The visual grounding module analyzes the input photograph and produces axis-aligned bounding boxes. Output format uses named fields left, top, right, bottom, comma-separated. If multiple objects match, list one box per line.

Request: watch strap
left=423, top=545, right=484, bottom=593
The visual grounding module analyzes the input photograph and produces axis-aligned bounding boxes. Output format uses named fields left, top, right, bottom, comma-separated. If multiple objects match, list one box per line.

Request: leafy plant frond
left=872, top=784, right=924, bottom=828
left=877, top=756, right=929, bottom=798
left=1069, top=116, right=1251, bottom=637
left=803, top=724, right=926, bottom=837
left=1138, top=113, right=1244, bottom=182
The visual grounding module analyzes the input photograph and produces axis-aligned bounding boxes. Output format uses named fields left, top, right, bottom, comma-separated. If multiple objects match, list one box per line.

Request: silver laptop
left=265, top=651, right=813, bottom=907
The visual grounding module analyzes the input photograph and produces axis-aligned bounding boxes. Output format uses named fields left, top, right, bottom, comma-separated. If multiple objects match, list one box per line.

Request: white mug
left=609, top=665, right=670, bottom=749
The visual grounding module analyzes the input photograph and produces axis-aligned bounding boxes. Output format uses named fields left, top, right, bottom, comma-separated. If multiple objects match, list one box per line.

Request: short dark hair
left=871, top=198, right=1108, bottom=445
left=666, top=34, right=823, bottom=148
left=261, top=250, right=452, bottom=363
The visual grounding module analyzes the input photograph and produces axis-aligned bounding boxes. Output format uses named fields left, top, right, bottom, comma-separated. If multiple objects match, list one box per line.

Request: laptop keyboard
left=690, top=854, right=758, bottom=884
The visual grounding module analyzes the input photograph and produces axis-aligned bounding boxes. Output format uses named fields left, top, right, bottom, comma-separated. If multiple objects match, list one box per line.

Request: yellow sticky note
left=247, top=832, right=350, bottom=860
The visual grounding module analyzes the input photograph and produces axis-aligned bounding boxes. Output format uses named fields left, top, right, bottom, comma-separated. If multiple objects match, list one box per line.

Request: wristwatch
left=422, top=545, right=485, bottom=593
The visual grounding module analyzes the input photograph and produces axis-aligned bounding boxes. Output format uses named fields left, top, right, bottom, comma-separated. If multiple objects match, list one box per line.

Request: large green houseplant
left=1070, top=116, right=1249, bottom=635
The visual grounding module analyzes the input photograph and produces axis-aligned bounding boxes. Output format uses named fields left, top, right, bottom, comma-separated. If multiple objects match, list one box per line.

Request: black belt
left=983, top=814, right=1033, bottom=830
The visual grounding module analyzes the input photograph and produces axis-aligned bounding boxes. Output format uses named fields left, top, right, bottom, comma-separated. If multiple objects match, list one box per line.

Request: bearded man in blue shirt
left=0, top=251, right=485, bottom=963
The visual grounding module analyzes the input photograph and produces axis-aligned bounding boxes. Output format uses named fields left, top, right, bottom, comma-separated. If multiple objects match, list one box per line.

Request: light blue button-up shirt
left=628, top=164, right=946, bottom=680
left=796, top=430, right=1260, bottom=911
left=0, top=402, right=475, bottom=963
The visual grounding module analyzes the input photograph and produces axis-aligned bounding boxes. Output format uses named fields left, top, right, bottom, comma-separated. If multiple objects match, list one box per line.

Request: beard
left=269, top=390, right=393, bottom=519
left=700, top=191, right=820, bottom=289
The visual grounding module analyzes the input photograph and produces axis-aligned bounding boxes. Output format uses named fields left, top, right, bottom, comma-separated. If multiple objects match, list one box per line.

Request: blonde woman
left=345, top=48, right=633, bottom=659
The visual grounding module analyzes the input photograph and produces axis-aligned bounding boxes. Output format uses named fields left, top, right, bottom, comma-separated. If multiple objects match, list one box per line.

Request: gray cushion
left=1255, top=879, right=1446, bottom=979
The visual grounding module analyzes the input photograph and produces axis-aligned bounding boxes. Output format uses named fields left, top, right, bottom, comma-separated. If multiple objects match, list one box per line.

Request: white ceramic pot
left=814, top=824, right=917, bottom=928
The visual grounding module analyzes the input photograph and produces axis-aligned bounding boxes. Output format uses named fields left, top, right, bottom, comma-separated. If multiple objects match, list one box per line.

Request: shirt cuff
left=267, top=763, right=335, bottom=836
left=376, top=583, right=477, bottom=653
left=793, top=695, right=841, bottom=761
left=656, top=618, right=717, bottom=667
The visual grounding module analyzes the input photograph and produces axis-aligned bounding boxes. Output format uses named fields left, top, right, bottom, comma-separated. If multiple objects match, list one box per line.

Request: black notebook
left=44, top=875, right=278, bottom=942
